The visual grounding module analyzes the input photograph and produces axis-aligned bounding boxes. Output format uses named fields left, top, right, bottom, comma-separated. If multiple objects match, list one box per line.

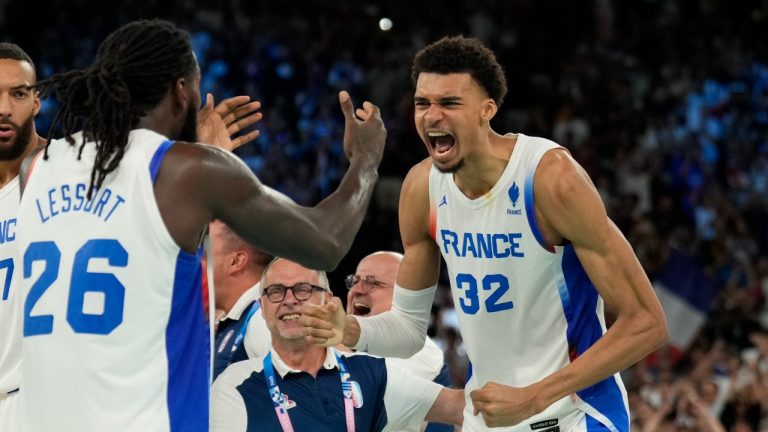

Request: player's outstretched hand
left=338, top=90, right=386, bottom=168
left=197, top=93, right=262, bottom=151
left=300, top=297, right=348, bottom=347
left=470, top=382, right=541, bottom=427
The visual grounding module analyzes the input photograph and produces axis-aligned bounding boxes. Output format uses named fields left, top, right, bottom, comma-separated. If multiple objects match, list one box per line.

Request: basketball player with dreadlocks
left=15, top=19, right=386, bottom=432
left=1, top=41, right=259, bottom=431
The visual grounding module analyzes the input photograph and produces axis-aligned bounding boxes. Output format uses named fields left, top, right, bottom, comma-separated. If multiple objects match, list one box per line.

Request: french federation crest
left=508, top=182, right=520, bottom=208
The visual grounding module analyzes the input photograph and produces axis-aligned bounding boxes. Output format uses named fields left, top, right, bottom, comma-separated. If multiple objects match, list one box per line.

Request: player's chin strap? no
left=353, top=284, right=436, bottom=358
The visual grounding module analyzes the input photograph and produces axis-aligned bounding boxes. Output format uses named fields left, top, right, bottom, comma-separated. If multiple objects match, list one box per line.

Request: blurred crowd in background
left=3, top=0, right=768, bottom=429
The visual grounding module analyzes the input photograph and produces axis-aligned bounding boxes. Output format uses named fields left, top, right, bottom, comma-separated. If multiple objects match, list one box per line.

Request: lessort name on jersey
left=439, top=229, right=525, bottom=259
left=34, top=183, right=126, bottom=224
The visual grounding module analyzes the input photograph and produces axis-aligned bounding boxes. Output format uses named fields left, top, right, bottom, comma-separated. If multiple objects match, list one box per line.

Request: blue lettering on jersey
left=35, top=183, right=126, bottom=224
left=0, top=218, right=16, bottom=244
left=73, top=183, right=86, bottom=211
left=440, top=229, right=525, bottom=258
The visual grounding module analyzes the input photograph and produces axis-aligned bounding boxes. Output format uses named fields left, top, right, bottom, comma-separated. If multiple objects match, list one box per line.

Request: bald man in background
left=346, top=251, right=454, bottom=432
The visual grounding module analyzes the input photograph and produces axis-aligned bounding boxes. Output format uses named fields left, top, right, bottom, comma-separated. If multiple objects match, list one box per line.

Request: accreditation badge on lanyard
left=263, top=351, right=356, bottom=432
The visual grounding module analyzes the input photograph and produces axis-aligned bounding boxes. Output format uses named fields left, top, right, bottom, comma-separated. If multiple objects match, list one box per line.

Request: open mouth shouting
left=350, top=296, right=372, bottom=316
left=427, top=130, right=455, bottom=156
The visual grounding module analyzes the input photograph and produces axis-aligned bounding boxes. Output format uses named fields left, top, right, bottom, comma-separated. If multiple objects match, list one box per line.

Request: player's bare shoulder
left=399, top=157, right=432, bottom=211
left=534, top=146, right=607, bottom=246
left=535, top=147, right=594, bottom=206
left=401, top=157, right=432, bottom=194
left=398, top=157, right=433, bottom=243
left=161, top=141, right=253, bottom=188
left=165, top=139, right=231, bottom=165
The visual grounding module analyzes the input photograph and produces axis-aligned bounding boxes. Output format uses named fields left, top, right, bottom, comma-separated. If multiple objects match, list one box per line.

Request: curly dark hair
left=0, top=42, right=36, bottom=77
left=411, top=35, right=507, bottom=106
left=36, top=19, right=197, bottom=198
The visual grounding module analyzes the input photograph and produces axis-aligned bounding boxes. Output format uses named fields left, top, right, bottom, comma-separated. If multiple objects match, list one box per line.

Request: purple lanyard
left=263, top=351, right=355, bottom=432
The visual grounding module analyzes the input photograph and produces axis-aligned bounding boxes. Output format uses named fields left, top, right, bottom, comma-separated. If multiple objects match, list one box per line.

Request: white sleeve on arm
left=381, top=358, right=442, bottom=432
left=353, top=284, right=436, bottom=358
left=210, top=362, right=251, bottom=432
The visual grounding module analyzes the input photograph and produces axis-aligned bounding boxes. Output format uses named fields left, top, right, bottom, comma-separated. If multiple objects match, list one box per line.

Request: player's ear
left=171, top=77, right=190, bottom=114
left=481, top=99, right=497, bottom=122
left=32, top=89, right=41, bottom=116
left=230, top=251, right=248, bottom=274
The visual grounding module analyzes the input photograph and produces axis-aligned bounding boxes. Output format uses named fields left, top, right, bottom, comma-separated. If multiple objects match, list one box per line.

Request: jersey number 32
left=456, top=273, right=514, bottom=315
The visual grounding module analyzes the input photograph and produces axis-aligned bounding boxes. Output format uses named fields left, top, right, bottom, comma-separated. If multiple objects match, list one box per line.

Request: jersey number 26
left=23, top=239, right=127, bottom=336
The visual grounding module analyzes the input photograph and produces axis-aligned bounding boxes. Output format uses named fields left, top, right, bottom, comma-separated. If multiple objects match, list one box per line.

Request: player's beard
left=178, top=104, right=198, bottom=143
left=0, top=116, right=34, bottom=161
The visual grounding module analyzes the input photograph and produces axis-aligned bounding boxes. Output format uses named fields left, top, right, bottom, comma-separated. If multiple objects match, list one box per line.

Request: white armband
left=353, top=284, right=436, bottom=358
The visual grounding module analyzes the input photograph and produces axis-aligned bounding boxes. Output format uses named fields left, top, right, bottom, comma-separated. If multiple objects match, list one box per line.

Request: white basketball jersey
left=16, top=129, right=208, bottom=432
left=0, top=177, right=22, bottom=395
left=429, top=134, right=628, bottom=432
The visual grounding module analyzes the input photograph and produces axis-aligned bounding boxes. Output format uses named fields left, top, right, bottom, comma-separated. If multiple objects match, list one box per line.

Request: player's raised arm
left=351, top=160, right=441, bottom=356
left=199, top=91, right=385, bottom=271
left=300, top=159, right=440, bottom=357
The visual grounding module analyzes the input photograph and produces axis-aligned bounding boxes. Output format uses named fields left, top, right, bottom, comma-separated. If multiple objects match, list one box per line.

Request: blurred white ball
left=379, top=18, right=393, bottom=31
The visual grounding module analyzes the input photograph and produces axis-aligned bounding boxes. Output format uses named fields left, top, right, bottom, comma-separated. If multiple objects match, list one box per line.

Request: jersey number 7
left=0, top=258, right=13, bottom=301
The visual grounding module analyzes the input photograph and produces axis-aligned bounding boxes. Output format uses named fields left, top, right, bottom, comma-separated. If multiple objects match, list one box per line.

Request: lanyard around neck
left=263, top=351, right=355, bottom=432
left=231, top=300, right=261, bottom=353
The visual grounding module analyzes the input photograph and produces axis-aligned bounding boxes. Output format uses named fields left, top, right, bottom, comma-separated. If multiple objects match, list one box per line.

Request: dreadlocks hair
left=36, top=19, right=197, bottom=199
left=0, top=42, right=36, bottom=78
left=411, top=35, right=508, bottom=107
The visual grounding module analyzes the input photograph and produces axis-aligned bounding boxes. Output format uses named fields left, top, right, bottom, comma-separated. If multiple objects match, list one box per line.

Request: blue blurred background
left=4, top=1, right=768, bottom=428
